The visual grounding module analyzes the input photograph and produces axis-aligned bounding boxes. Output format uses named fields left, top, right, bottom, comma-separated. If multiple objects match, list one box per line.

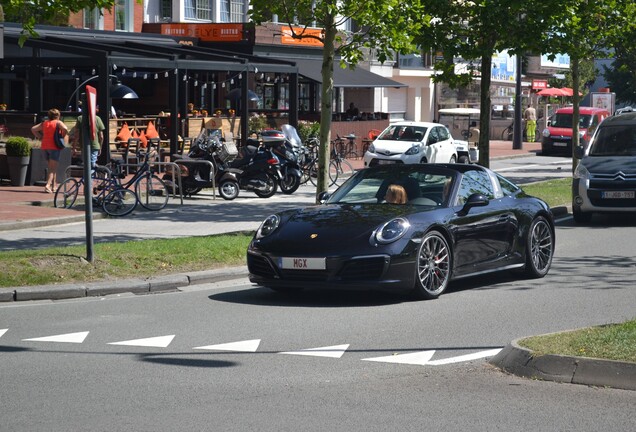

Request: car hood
left=581, top=156, right=636, bottom=174
left=254, top=204, right=424, bottom=255
left=372, top=139, right=421, bottom=154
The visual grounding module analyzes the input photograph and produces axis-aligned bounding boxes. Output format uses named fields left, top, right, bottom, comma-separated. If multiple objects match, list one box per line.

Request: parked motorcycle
left=261, top=125, right=303, bottom=194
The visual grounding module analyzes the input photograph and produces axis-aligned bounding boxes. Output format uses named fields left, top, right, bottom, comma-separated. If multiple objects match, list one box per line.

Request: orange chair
left=368, top=129, right=381, bottom=140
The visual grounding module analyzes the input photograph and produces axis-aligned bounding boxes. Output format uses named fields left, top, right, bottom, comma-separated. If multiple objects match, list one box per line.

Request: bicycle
left=54, top=149, right=169, bottom=216
left=501, top=120, right=541, bottom=142
left=333, top=134, right=358, bottom=159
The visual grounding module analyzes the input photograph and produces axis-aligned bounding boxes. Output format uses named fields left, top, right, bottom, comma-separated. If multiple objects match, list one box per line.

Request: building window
left=83, top=8, right=100, bottom=29
left=220, top=0, right=245, bottom=22
left=114, top=0, right=131, bottom=31
left=160, top=0, right=172, bottom=21
left=185, top=0, right=212, bottom=20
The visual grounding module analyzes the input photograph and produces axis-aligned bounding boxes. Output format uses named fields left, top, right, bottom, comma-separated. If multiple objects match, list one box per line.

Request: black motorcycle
left=261, top=126, right=302, bottom=194
left=217, top=139, right=281, bottom=200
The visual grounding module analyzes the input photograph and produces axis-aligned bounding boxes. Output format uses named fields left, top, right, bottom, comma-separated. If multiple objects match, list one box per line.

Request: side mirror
left=574, top=145, right=585, bottom=159
left=458, top=193, right=489, bottom=216
left=317, top=191, right=330, bottom=204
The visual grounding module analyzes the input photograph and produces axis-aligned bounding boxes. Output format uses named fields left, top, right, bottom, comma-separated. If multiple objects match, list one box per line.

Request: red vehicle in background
left=541, top=106, right=610, bottom=156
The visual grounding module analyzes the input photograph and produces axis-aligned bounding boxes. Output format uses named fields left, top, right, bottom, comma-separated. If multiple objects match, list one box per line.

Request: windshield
left=327, top=165, right=454, bottom=206
left=378, top=125, right=428, bottom=142
left=589, top=125, right=636, bottom=156
left=552, top=113, right=593, bottom=129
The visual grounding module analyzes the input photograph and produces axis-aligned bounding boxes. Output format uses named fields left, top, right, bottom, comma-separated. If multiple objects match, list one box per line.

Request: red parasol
left=537, top=87, right=569, bottom=97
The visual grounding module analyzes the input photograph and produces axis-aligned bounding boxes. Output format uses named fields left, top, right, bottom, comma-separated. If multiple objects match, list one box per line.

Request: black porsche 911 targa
left=247, top=163, right=555, bottom=300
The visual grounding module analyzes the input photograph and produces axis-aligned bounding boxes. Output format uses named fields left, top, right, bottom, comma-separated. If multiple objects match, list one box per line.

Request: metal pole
left=81, top=92, right=94, bottom=262
left=513, top=53, right=523, bottom=150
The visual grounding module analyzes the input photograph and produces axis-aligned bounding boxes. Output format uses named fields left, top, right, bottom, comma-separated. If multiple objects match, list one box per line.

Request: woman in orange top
left=32, top=108, right=68, bottom=193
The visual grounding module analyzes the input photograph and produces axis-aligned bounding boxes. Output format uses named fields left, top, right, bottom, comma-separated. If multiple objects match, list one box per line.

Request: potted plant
left=5, top=136, right=32, bottom=186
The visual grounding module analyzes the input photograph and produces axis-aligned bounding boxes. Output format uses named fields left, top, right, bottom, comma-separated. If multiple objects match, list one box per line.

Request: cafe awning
left=292, top=58, right=406, bottom=88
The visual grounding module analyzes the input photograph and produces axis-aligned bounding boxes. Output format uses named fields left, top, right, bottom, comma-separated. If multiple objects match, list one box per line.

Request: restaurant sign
left=532, top=79, right=548, bottom=90
left=281, top=27, right=323, bottom=46
left=160, top=23, right=246, bottom=42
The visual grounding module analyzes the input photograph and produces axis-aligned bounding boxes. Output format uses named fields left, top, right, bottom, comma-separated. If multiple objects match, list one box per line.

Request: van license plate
left=280, top=257, right=326, bottom=270
left=602, top=191, right=635, bottom=199
left=553, top=142, right=567, bottom=147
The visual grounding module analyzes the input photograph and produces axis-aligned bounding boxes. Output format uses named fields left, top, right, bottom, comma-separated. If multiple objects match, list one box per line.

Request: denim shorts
left=45, top=149, right=61, bottom=162
left=90, top=150, right=99, bottom=167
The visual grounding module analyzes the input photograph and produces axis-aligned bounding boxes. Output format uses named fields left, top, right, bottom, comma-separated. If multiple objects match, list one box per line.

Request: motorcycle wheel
left=280, top=173, right=301, bottom=194
left=254, top=173, right=278, bottom=198
left=219, top=179, right=240, bottom=200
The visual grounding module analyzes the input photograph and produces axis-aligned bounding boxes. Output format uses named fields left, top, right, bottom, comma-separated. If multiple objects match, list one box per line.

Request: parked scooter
left=217, top=138, right=281, bottom=200
left=261, top=125, right=303, bottom=194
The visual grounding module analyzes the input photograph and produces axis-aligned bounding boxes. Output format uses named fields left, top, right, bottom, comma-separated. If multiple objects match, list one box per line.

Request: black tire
left=254, top=173, right=278, bottom=198
left=183, top=186, right=202, bottom=196
left=458, top=155, right=469, bottom=164
left=54, top=178, right=80, bottom=209
left=102, top=188, right=137, bottom=217
left=280, top=173, right=301, bottom=194
left=135, top=173, right=169, bottom=211
left=524, top=216, right=554, bottom=278
left=572, top=206, right=593, bottom=224
left=219, top=179, right=239, bottom=200
left=412, top=231, right=451, bottom=300
left=449, top=155, right=457, bottom=164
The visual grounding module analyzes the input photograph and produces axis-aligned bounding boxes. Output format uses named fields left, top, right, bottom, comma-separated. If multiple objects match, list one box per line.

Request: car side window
left=427, top=128, right=439, bottom=144
left=454, top=170, right=495, bottom=205
left=437, top=126, right=450, bottom=141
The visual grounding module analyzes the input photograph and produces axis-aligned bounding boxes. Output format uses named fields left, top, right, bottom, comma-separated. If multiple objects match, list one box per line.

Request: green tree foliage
left=603, top=3, right=636, bottom=105
left=0, top=1, right=117, bottom=45
left=249, top=0, right=423, bottom=199
left=415, top=0, right=556, bottom=167
left=547, top=59, right=598, bottom=96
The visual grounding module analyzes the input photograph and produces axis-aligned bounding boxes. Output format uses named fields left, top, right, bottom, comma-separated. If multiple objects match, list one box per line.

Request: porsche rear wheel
left=412, top=231, right=451, bottom=300
left=524, top=216, right=554, bottom=278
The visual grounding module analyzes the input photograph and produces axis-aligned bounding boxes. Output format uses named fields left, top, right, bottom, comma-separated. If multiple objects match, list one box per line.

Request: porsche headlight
left=375, top=218, right=410, bottom=244
left=256, top=214, right=280, bottom=239
left=404, top=145, right=421, bottom=155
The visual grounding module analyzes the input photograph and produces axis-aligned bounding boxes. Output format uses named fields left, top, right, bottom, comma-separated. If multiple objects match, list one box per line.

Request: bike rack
left=161, top=159, right=216, bottom=200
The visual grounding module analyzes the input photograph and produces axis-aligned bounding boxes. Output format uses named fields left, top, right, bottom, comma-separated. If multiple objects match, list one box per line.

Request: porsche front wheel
left=412, top=231, right=451, bottom=300
left=524, top=216, right=554, bottom=278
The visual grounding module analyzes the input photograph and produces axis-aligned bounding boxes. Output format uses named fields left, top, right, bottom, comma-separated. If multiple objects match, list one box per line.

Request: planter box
left=27, top=147, right=72, bottom=185
left=0, top=153, right=8, bottom=181
left=7, top=155, right=30, bottom=186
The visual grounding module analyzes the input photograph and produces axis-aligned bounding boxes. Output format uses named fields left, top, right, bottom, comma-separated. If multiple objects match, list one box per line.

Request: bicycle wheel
left=54, top=178, right=80, bottom=209
left=501, top=126, right=513, bottom=141
left=332, top=158, right=355, bottom=186
left=310, top=161, right=337, bottom=187
left=102, top=188, right=137, bottom=217
left=135, top=173, right=169, bottom=211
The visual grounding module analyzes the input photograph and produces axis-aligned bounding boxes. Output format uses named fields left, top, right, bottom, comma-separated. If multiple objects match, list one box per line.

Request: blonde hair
left=386, top=184, right=407, bottom=204
left=47, top=108, right=61, bottom=120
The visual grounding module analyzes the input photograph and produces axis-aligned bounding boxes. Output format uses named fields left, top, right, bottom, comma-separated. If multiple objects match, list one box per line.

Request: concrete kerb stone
left=1, top=266, right=250, bottom=303
left=490, top=338, right=636, bottom=391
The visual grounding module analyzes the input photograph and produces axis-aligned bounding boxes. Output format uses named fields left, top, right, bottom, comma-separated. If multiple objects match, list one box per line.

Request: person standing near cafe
left=31, top=108, right=68, bottom=193
left=71, top=113, right=105, bottom=169
left=524, top=104, right=537, bottom=142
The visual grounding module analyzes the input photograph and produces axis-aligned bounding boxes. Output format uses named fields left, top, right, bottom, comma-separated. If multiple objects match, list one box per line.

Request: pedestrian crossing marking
left=108, top=335, right=175, bottom=348
left=23, top=331, right=89, bottom=344
left=279, top=344, right=350, bottom=358
left=193, top=339, right=261, bottom=352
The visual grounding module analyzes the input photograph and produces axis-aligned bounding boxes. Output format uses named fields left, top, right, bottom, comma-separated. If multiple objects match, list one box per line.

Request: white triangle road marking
left=0, top=329, right=8, bottom=339
left=23, top=331, right=89, bottom=344
left=279, top=344, right=350, bottom=358
left=193, top=339, right=261, bottom=352
left=362, top=350, right=436, bottom=365
left=108, top=335, right=175, bottom=348
left=427, top=348, right=503, bottom=365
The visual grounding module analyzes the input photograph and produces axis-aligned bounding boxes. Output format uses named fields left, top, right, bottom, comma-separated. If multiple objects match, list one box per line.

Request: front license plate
left=377, top=159, right=395, bottom=165
left=553, top=142, right=567, bottom=147
left=602, top=191, right=635, bottom=199
left=280, top=257, right=326, bottom=270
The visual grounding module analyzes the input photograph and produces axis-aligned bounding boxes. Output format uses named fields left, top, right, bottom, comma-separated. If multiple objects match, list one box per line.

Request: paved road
left=1, top=215, right=634, bottom=431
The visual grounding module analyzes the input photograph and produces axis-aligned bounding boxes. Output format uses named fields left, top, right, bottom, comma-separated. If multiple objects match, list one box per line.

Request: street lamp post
left=513, top=53, right=523, bottom=150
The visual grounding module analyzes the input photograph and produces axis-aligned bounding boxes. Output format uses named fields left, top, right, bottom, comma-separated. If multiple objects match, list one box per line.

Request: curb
left=1, top=266, right=249, bottom=302
left=489, top=338, right=636, bottom=391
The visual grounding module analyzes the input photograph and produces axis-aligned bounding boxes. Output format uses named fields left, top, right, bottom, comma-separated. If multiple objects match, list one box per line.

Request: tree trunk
left=571, top=53, right=581, bottom=173
left=317, top=16, right=338, bottom=201
left=478, top=53, right=493, bottom=168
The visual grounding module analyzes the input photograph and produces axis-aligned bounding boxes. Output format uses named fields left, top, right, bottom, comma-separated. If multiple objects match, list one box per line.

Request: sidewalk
left=0, top=140, right=540, bottom=230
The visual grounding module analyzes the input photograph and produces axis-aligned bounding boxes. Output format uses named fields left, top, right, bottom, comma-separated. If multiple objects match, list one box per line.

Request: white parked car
left=363, top=122, right=477, bottom=167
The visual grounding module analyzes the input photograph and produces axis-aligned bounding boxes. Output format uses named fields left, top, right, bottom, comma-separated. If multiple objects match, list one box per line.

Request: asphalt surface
left=1, top=143, right=634, bottom=391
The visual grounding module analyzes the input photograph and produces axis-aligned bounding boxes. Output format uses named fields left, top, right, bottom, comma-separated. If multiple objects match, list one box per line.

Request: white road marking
left=495, top=160, right=570, bottom=172
left=193, top=339, right=261, bottom=352
left=0, top=328, right=8, bottom=339
left=23, top=331, right=89, bottom=344
left=279, top=344, right=350, bottom=358
left=362, top=350, right=436, bottom=365
left=108, top=335, right=175, bottom=348
left=427, top=348, right=503, bottom=365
